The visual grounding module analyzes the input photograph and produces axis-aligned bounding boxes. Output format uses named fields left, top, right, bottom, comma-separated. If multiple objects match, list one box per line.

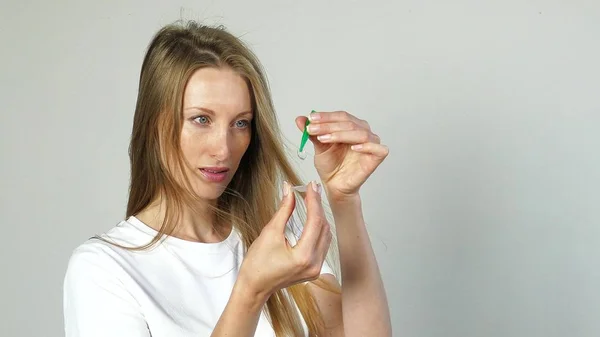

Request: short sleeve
left=63, top=245, right=151, bottom=337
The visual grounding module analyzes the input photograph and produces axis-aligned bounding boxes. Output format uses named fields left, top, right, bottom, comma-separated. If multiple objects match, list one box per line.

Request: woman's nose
left=209, top=129, right=231, bottom=160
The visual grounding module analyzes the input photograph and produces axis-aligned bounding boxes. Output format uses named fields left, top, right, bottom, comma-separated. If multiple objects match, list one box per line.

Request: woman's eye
left=194, top=116, right=209, bottom=124
left=235, top=120, right=250, bottom=128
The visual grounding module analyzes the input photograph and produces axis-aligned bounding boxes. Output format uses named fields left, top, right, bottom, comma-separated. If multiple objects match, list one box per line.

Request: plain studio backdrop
left=1, top=0, right=599, bottom=336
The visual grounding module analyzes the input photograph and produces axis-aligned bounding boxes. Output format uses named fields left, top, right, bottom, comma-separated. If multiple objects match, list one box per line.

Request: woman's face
left=179, top=66, right=253, bottom=200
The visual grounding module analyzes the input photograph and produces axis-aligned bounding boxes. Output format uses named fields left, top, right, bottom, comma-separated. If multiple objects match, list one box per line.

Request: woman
left=63, top=20, right=391, bottom=337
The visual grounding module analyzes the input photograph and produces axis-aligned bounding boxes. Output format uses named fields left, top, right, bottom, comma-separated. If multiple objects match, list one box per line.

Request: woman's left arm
left=309, top=194, right=392, bottom=337
left=311, top=193, right=392, bottom=337
left=296, top=110, right=392, bottom=336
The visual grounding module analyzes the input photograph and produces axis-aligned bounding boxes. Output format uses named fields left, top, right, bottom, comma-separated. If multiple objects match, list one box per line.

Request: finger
left=372, top=132, right=381, bottom=144
left=350, top=142, right=390, bottom=159
left=269, top=181, right=296, bottom=233
left=296, top=181, right=324, bottom=252
left=295, top=116, right=308, bottom=132
left=308, top=110, right=364, bottom=127
left=295, top=116, right=329, bottom=154
left=316, top=129, right=379, bottom=145
left=295, top=116, right=329, bottom=141
left=315, top=220, right=332, bottom=261
left=306, top=121, right=362, bottom=137
left=302, top=220, right=331, bottom=282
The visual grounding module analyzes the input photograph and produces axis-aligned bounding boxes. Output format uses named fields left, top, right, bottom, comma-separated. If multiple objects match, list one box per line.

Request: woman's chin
left=193, top=184, right=228, bottom=201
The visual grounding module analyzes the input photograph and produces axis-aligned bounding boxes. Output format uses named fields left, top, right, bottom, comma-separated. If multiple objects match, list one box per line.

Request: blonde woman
left=63, top=21, right=391, bottom=337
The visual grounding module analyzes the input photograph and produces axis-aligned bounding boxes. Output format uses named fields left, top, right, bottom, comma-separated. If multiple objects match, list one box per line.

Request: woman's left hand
left=295, top=110, right=389, bottom=202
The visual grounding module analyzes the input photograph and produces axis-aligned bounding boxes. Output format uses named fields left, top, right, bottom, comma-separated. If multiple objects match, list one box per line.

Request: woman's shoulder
left=78, top=216, right=158, bottom=249
left=65, top=239, right=120, bottom=284
left=63, top=220, right=150, bottom=325
left=65, top=218, right=156, bottom=278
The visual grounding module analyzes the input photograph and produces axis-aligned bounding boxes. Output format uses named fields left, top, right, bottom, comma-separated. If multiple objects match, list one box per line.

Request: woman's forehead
left=183, top=67, right=252, bottom=115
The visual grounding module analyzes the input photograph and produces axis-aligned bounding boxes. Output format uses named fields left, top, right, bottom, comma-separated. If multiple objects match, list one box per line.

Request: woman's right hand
left=237, top=180, right=332, bottom=301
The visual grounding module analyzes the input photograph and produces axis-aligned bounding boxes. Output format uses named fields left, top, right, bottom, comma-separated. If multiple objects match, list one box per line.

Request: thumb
left=270, top=181, right=296, bottom=232
left=294, top=116, right=328, bottom=155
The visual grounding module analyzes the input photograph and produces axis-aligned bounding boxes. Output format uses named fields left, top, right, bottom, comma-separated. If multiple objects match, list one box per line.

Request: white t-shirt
left=63, top=216, right=334, bottom=337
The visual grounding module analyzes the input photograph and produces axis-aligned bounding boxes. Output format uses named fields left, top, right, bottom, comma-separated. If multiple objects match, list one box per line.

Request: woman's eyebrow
left=185, top=106, right=253, bottom=117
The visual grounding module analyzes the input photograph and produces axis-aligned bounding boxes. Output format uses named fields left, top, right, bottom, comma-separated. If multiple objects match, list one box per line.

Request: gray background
left=2, top=0, right=599, bottom=336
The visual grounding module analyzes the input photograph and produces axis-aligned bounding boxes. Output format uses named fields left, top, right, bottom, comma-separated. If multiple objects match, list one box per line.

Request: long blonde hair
left=122, top=20, right=335, bottom=336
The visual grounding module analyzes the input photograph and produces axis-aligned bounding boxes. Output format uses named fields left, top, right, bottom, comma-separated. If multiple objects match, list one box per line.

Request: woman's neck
left=134, top=197, right=231, bottom=243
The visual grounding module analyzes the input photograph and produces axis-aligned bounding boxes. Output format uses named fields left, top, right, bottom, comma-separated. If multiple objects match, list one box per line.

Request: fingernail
left=317, top=134, right=331, bottom=141
left=309, top=113, right=321, bottom=121
left=311, top=181, right=322, bottom=195
left=283, top=181, right=290, bottom=197
left=307, top=125, right=319, bottom=133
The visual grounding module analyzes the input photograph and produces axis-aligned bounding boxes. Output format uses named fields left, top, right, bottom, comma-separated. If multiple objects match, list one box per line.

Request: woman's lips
left=199, top=168, right=229, bottom=182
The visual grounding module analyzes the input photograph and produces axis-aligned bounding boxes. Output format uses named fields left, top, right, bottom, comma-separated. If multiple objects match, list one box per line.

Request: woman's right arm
left=211, top=181, right=331, bottom=337
left=209, top=280, right=268, bottom=336
left=63, top=247, right=151, bottom=337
